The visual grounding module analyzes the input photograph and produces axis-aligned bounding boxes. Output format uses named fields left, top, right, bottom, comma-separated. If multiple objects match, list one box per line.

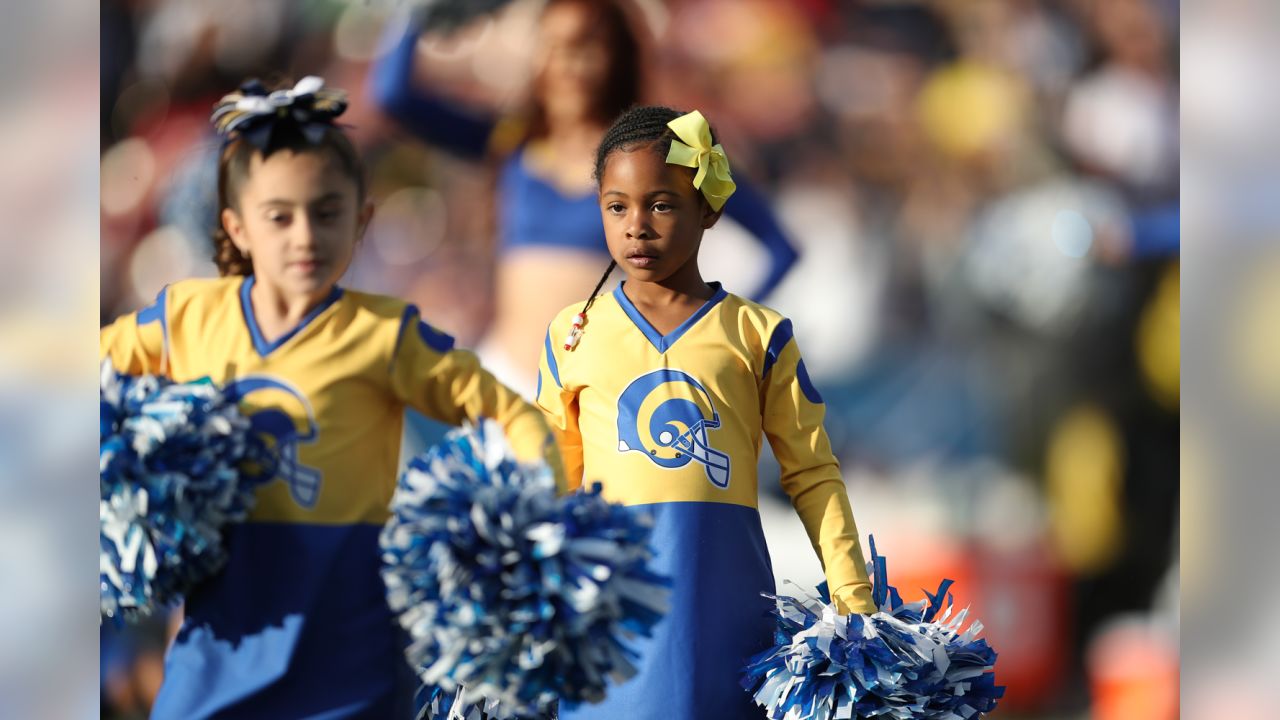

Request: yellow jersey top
left=536, top=281, right=874, bottom=719
left=100, top=275, right=558, bottom=717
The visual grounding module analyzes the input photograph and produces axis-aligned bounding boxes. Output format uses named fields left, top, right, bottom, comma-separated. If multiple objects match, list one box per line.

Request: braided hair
left=592, top=105, right=713, bottom=184
left=564, top=106, right=720, bottom=351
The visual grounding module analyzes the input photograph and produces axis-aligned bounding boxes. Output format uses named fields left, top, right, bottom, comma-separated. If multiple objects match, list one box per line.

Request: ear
left=356, top=198, right=375, bottom=238
left=700, top=199, right=724, bottom=230
left=221, top=207, right=250, bottom=255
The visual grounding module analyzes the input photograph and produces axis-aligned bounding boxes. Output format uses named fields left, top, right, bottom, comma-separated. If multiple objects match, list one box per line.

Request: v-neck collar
left=612, top=281, right=727, bottom=354
left=239, top=275, right=343, bottom=357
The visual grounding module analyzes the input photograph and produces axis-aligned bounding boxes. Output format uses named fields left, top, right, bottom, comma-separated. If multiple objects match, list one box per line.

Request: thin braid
left=582, top=260, right=617, bottom=315
left=563, top=260, right=616, bottom=351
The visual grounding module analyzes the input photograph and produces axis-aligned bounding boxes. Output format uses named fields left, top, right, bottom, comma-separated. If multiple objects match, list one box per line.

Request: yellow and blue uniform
left=101, top=276, right=558, bottom=719
left=536, top=282, right=875, bottom=720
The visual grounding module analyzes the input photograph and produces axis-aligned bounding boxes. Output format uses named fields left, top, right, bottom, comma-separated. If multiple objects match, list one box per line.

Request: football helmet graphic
left=223, top=375, right=322, bottom=508
left=616, top=368, right=731, bottom=488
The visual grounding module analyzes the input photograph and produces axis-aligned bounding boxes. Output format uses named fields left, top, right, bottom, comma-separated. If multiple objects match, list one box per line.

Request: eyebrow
left=258, top=192, right=345, bottom=207
left=601, top=189, right=681, bottom=199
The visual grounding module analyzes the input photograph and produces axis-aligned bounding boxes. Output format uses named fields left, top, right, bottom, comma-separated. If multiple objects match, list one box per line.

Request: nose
left=292, top=212, right=318, bottom=250
left=565, top=51, right=593, bottom=81
left=625, top=209, right=653, bottom=241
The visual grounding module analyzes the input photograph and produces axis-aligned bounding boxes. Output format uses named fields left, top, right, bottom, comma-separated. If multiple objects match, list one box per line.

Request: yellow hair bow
left=665, top=110, right=737, bottom=211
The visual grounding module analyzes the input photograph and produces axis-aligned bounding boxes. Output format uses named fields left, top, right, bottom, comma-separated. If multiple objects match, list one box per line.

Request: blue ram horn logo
left=223, top=375, right=322, bottom=508
left=616, top=368, right=731, bottom=488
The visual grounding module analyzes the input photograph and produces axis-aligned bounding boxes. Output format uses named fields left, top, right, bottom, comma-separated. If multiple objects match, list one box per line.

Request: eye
left=314, top=206, right=342, bottom=223
left=652, top=201, right=673, bottom=213
left=265, top=209, right=291, bottom=225
left=605, top=202, right=625, bottom=215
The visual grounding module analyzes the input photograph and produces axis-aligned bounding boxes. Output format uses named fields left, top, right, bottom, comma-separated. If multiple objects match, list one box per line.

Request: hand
left=832, top=583, right=876, bottom=615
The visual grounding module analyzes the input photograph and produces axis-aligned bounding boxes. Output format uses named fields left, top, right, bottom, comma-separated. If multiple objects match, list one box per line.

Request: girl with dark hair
left=101, top=77, right=563, bottom=718
left=534, top=105, right=874, bottom=719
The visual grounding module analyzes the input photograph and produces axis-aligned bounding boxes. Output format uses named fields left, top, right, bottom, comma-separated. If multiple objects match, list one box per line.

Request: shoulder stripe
left=796, top=358, right=824, bottom=404
left=417, top=317, right=455, bottom=354
left=544, top=330, right=562, bottom=388
left=390, top=304, right=456, bottom=376
left=136, top=286, right=169, bottom=355
left=136, top=287, right=166, bottom=325
left=762, top=318, right=794, bottom=377
left=396, top=304, right=456, bottom=356
left=390, top=304, right=417, bottom=369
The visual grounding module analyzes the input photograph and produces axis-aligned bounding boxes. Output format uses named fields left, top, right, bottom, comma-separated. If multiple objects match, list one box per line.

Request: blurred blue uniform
left=368, top=26, right=798, bottom=301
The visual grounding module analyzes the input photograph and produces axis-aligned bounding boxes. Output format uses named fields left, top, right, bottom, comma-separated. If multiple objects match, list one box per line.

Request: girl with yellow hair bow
left=533, top=106, right=876, bottom=720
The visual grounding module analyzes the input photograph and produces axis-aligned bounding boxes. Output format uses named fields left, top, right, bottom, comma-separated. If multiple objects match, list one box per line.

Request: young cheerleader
left=101, top=77, right=562, bottom=719
left=535, top=106, right=876, bottom=719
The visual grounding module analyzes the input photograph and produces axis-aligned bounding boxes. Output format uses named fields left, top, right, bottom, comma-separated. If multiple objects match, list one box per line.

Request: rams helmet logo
left=616, top=368, right=731, bottom=488
left=223, top=376, right=322, bottom=508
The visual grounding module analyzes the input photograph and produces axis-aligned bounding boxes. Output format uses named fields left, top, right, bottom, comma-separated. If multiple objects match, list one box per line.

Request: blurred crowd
left=100, top=1, right=1179, bottom=718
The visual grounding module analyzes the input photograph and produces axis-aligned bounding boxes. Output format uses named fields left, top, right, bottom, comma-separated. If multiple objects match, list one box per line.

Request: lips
left=625, top=249, right=658, bottom=268
left=289, top=258, right=324, bottom=274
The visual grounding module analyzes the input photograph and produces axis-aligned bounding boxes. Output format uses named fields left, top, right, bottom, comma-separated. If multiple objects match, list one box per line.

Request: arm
left=723, top=175, right=798, bottom=302
left=100, top=287, right=167, bottom=375
left=761, top=319, right=875, bottom=614
left=389, top=306, right=565, bottom=491
left=367, top=19, right=498, bottom=161
left=534, top=326, right=584, bottom=493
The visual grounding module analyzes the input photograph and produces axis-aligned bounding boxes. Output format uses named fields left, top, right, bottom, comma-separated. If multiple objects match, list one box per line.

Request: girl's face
left=222, top=148, right=369, bottom=303
left=599, top=147, right=720, bottom=285
left=535, top=1, right=610, bottom=121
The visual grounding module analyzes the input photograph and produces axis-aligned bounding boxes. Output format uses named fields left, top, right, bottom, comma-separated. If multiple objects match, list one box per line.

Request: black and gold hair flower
left=210, top=76, right=347, bottom=150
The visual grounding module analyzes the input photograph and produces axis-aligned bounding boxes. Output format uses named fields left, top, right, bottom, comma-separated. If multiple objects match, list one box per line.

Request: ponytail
left=212, top=225, right=252, bottom=277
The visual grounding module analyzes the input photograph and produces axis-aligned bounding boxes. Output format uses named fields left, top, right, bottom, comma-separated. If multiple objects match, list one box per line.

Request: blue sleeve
left=1130, top=203, right=1179, bottom=258
left=367, top=21, right=497, bottom=161
left=721, top=174, right=798, bottom=302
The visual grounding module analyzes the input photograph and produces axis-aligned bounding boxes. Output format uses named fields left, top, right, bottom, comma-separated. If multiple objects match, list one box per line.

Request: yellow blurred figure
left=1046, top=403, right=1124, bottom=575
left=916, top=60, right=1027, bottom=160
left=1138, top=262, right=1179, bottom=410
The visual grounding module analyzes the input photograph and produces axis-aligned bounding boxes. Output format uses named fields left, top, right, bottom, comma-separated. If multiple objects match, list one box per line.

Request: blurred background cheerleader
left=368, top=0, right=798, bottom=397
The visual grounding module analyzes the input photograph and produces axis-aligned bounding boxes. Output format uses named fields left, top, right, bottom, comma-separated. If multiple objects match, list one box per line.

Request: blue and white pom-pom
left=100, top=363, right=277, bottom=623
left=741, top=537, right=1004, bottom=720
left=416, top=685, right=508, bottom=720
left=381, top=420, right=669, bottom=719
